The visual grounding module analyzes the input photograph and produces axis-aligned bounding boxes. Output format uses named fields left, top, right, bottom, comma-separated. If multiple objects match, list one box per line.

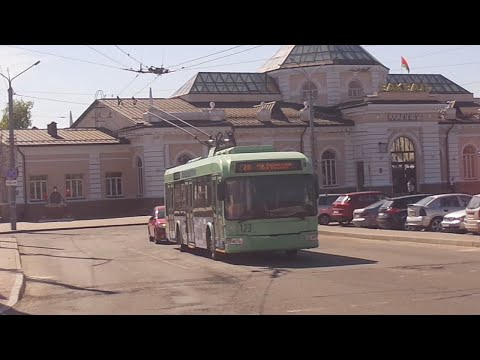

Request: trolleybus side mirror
left=217, top=181, right=226, bottom=201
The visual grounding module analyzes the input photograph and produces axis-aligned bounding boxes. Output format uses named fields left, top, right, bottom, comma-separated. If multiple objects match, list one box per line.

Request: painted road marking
left=127, top=248, right=190, bottom=270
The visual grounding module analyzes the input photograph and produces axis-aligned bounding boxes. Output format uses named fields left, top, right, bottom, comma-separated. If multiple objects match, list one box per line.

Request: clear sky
left=1, top=45, right=480, bottom=129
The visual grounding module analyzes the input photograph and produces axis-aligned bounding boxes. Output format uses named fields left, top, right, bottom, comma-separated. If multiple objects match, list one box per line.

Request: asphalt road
left=8, top=225, right=480, bottom=314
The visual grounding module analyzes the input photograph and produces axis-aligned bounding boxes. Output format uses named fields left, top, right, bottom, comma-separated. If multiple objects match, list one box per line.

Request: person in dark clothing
left=49, top=186, right=63, bottom=205
left=407, top=177, right=415, bottom=194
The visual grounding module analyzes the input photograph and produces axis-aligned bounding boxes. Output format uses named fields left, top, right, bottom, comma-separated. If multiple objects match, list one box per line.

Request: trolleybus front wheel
left=177, top=228, right=187, bottom=252
left=206, top=229, right=219, bottom=261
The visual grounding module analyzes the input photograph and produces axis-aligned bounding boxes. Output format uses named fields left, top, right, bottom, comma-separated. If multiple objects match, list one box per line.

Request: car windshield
left=155, top=209, right=165, bottom=219
left=335, top=195, right=349, bottom=203
left=366, top=200, right=387, bottom=209
left=224, top=174, right=317, bottom=221
left=415, top=196, right=435, bottom=206
left=380, top=200, right=394, bottom=209
left=467, top=196, right=480, bottom=210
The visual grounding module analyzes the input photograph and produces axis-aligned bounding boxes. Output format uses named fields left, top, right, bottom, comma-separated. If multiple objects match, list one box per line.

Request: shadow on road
left=20, top=252, right=112, bottom=262
left=2, top=308, right=30, bottom=315
left=154, top=241, right=177, bottom=246
left=25, top=276, right=118, bottom=295
left=1, top=306, right=29, bottom=315
left=189, top=248, right=376, bottom=269
left=19, top=232, right=86, bottom=237
left=18, top=245, right=65, bottom=251
left=0, top=267, right=21, bottom=274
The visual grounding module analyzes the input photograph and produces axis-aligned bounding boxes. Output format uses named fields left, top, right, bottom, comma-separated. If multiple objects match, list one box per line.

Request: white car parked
left=441, top=209, right=466, bottom=233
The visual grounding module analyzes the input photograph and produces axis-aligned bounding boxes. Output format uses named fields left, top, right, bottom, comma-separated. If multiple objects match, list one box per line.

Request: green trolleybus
left=164, top=145, right=319, bottom=260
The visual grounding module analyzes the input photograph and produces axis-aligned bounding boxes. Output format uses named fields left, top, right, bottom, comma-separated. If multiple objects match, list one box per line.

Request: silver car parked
left=441, top=209, right=467, bottom=233
left=406, top=193, right=472, bottom=232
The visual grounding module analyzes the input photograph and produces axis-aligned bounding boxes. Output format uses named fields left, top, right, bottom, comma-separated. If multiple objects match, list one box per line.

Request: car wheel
left=154, top=229, right=162, bottom=244
left=318, top=214, right=330, bottom=226
left=429, top=218, right=443, bottom=232
left=402, top=221, right=411, bottom=231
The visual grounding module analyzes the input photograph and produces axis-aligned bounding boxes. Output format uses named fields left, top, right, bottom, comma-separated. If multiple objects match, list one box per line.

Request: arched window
left=301, top=81, right=318, bottom=102
left=137, top=157, right=144, bottom=196
left=463, top=145, right=476, bottom=180
left=390, top=136, right=416, bottom=194
left=321, top=150, right=337, bottom=186
left=348, top=80, right=364, bottom=98
left=177, top=153, right=194, bottom=166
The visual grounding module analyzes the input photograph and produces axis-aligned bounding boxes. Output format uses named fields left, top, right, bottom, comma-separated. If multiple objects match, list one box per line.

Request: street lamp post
left=0, top=61, right=41, bottom=230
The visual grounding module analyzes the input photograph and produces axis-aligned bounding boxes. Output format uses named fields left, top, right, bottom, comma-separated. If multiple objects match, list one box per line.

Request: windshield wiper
left=266, top=206, right=311, bottom=219
left=238, top=214, right=259, bottom=223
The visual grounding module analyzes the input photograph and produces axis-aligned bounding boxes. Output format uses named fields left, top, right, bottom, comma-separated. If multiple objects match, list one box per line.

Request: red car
left=317, top=194, right=342, bottom=225
left=331, top=191, right=388, bottom=225
left=148, top=206, right=168, bottom=244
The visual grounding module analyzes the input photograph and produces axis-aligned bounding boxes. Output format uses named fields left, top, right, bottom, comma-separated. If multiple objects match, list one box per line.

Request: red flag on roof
left=401, top=56, right=410, bottom=73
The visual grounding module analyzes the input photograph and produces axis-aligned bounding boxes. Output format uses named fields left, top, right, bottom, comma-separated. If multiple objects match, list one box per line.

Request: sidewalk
left=319, top=225, right=480, bottom=248
left=0, top=216, right=149, bottom=314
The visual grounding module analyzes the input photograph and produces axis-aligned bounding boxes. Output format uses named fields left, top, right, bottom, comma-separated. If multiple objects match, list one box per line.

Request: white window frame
left=301, top=81, right=318, bottom=102
left=463, top=146, right=477, bottom=180
left=321, top=150, right=337, bottom=187
left=106, top=173, right=123, bottom=198
left=348, top=80, right=364, bottom=98
left=65, top=174, right=84, bottom=199
left=29, top=176, right=47, bottom=201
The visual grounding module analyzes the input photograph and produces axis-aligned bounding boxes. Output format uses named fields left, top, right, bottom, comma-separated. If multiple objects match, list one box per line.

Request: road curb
left=0, top=237, right=26, bottom=315
left=318, top=229, right=480, bottom=248
left=0, top=221, right=146, bottom=235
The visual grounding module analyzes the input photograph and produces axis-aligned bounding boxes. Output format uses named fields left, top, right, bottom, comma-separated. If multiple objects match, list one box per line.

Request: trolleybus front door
left=212, top=176, right=225, bottom=248
left=186, top=180, right=195, bottom=246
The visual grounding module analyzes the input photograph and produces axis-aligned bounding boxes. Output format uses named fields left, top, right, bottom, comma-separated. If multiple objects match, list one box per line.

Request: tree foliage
left=0, top=99, right=34, bottom=129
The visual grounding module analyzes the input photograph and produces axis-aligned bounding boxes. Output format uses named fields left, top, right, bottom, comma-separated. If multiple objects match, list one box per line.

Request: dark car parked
left=352, top=199, right=389, bottom=229
left=377, top=194, right=431, bottom=230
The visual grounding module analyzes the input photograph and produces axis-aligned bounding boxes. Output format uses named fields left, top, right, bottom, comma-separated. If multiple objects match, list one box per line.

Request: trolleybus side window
left=193, top=176, right=213, bottom=215
left=174, top=181, right=187, bottom=211
left=166, top=185, right=174, bottom=215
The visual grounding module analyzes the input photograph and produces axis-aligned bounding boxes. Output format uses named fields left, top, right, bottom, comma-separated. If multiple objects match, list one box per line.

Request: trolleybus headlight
left=228, top=238, right=244, bottom=245
left=306, top=233, right=318, bottom=241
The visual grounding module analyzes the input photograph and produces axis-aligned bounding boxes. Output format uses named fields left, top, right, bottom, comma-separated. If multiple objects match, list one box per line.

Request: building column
left=143, top=145, right=165, bottom=198
left=89, top=154, right=101, bottom=200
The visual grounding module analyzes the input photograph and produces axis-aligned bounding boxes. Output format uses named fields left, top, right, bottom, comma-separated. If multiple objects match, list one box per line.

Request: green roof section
left=172, top=72, right=280, bottom=97
left=259, top=45, right=386, bottom=72
left=386, top=74, right=471, bottom=94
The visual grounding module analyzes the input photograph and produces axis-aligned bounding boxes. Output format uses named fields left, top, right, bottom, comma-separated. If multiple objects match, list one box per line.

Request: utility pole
left=307, top=85, right=317, bottom=176
left=7, top=81, right=15, bottom=230
left=284, top=59, right=328, bottom=179
left=0, top=61, right=41, bottom=230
